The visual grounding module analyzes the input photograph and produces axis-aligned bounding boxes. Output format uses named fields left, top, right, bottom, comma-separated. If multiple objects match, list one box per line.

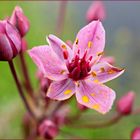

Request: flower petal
left=28, top=45, right=68, bottom=81
left=47, top=79, right=75, bottom=100
left=73, top=20, right=105, bottom=61
left=47, top=34, right=73, bottom=61
left=75, top=80, right=116, bottom=114
left=0, top=33, right=13, bottom=61
left=100, top=56, right=115, bottom=65
left=6, top=21, right=21, bottom=53
left=90, top=62, right=125, bottom=83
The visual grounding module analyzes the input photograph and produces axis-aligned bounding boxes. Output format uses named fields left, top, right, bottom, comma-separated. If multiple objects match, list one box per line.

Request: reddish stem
left=8, top=60, right=36, bottom=120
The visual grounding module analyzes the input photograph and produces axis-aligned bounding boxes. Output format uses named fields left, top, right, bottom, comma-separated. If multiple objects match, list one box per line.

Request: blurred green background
left=0, top=1, right=140, bottom=139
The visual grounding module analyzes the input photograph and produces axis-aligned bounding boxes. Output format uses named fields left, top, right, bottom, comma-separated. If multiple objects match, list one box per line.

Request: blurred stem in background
left=19, top=52, right=36, bottom=102
left=55, top=0, right=67, bottom=37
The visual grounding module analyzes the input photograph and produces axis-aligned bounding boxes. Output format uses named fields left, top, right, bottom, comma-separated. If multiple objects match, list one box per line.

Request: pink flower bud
left=38, top=119, right=59, bottom=139
left=116, top=91, right=135, bottom=115
left=10, top=6, right=30, bottom=37
left=53, top=105, right=70, bottom=126
left=131, top=127, right=140, bottom=140
left=0, top=20, right=21, bottom=61
left=86, top=1, right=106, bottom=23
left=36, top=69, right=51, bottom=93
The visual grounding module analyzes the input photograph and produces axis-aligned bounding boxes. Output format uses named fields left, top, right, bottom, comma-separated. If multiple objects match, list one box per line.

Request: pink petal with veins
left=47, top=79, right=75, bottom=100
left=100, top=56, right=115, bottom=65
left=28, top=45, right=68, bottom=81
left=75, top=80, right=115, bottom=114
left=47, top=34, right=73, bottom=61
left=90, top=62, right=125, bottom=83
left=73, top=20, right=105, bottom=62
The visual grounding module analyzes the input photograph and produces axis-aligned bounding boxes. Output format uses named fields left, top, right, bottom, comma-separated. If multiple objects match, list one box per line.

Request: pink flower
left=10, top=6, right=30, bottom=37
left=86, top=1, right=106, bottom=23
left=116, top=91, right=135, bottom=115
left=0, top=20, right=21, bottom=61
left=28, top=21, right=124, bottom=114
left=131, top=127, right=140, bottom=140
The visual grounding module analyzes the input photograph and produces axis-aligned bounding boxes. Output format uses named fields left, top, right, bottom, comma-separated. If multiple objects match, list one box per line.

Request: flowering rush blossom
left=28, top=21, right=124, bottom=114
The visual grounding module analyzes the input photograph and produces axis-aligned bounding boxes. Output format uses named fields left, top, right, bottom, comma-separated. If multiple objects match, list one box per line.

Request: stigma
left=67, top=49, right=92, bottom=81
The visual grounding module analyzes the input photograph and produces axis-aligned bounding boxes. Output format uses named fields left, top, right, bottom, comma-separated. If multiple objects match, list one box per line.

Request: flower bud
left=53, top=105, right=70, bottom=126
left=36, top=69, right=51, bottom=93
left=116, top=91, right=135, bottom=115
left=10, top=6, right=30, bottom=37
left=131, top=127, right=140, bottom=140
left=86, top=1, right=106, bottom=23
left=38, top=119, right=59, bottom=139
left=0, top=20, right=21, bottom=61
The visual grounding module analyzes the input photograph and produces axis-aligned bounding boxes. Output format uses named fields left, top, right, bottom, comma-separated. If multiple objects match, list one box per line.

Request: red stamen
left=63, top=50, right=68, bottom=59
left=67, top=50, right=91, bottom=81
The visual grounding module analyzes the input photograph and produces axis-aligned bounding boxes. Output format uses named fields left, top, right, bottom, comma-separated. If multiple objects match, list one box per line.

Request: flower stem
left=68, top=113, right=122, bottom=129
left=8, top=60, right=36, bottom=120
left=55, top=1, right=67, bottom=37
left=19, top=52, right=35, bottom=100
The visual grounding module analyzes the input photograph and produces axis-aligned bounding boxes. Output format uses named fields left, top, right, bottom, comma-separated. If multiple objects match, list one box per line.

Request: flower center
left=67, top=50, right=92, bottom=81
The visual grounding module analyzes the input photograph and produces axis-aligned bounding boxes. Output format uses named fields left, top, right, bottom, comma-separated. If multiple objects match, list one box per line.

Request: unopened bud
left=53, top=105, right=70, bottom=126
left=0, top=20, right=21, bottom=61
left=38, top=119, right=59, bottom=139
left=36, top=69, right=51, bottom=93
left=116, top=91, right=135, bottom=115
left=131, top=127, right=140, bottom=140
left=86, top=1, right=106, bottom=23
left=10, top=6, right=30, bottom=37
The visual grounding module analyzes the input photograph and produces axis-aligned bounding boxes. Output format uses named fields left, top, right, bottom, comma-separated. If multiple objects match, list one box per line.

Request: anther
left=97, top=52, right=104, bottom=56
left=88, top=41, right=92, bottom=48
left=75, top=38, right=79, bottom=45
left=61, top=44, right=67, bottom=49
